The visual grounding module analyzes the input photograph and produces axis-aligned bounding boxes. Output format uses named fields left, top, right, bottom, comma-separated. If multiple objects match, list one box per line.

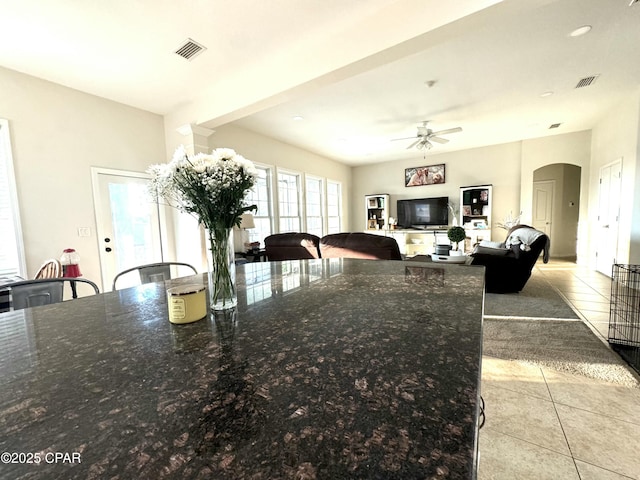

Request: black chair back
left=3, top=278, right=100, bottom=310
left=112, top=262, right=198, bottom=291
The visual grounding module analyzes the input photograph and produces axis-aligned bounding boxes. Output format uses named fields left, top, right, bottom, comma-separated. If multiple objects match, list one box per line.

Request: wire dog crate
left=608, top=264, right=640, bottom=374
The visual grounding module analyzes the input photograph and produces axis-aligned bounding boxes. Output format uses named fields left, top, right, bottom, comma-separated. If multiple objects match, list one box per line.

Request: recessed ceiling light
left=292, top=115, right=304, bottom=121
left=569, top=25, right=592, bottom=37
left=540, top=91, right=554, bottom=97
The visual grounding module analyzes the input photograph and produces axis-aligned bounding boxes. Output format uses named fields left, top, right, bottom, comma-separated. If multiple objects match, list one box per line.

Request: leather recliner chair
left=469, top=224, right=550, bottom=293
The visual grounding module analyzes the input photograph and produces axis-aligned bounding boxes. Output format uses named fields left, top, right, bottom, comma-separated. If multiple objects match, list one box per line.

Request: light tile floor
left=479, top=259, right=640, bottom=480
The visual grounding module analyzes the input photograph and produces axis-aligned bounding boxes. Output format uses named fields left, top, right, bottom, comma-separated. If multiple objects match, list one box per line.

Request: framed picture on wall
left=405, top=164, right=445, bottom=187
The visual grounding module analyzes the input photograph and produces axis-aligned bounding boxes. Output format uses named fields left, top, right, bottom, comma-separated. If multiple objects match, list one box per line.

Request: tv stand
left=406, top=225, right=447, bottom=231
left=366, top=228, right=449, bottom=256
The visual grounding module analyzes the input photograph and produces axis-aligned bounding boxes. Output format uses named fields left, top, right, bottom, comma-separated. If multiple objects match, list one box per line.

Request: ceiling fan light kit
left=392, top=121, right=462, bottom=151
left=408, top=139, right=432, bottom=150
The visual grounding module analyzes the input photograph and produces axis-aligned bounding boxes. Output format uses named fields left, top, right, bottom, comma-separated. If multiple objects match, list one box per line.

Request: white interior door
left=532, top=180, right=554, bottom=236
left=92, top=168, right=166, bottom=290
left=596, top=160, right=622, bottom=276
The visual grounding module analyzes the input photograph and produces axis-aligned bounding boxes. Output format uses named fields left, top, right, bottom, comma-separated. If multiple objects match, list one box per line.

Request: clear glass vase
left=206, top=227, right=237, bottom=311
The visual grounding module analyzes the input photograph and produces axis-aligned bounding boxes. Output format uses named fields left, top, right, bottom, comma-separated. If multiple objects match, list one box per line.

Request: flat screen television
left=397, top=197, right=449, bottom=229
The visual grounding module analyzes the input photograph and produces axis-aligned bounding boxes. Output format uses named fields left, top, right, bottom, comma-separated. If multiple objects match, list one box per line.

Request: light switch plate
left=78, top=227, right=91, bottom=237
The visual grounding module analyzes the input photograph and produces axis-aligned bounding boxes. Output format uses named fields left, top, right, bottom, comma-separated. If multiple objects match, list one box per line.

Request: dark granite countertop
left=0, top=259, right=485, bottom=479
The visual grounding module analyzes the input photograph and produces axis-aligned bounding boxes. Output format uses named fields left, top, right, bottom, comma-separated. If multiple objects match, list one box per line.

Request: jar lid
left=167, top=284, right=206, bottom=296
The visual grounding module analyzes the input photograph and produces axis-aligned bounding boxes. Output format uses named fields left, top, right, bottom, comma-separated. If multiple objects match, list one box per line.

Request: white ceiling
left=1, top=0, right=639, bottom=166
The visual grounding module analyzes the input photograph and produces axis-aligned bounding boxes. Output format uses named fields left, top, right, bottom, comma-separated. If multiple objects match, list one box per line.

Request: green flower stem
left=207, top=226, right=236, bottom=310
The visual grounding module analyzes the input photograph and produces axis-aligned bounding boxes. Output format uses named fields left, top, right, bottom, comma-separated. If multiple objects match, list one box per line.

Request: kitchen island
left=0, top=259, right=485, bottom=479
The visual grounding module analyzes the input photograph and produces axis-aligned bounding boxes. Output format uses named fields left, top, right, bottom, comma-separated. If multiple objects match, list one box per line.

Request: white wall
left=208, top=124, right=352, bottom=184
left=351, top=141, right=522, bottom=238
left=0, top=66, right=166, bottom=291
left=590, top=89, right=640, bottom=265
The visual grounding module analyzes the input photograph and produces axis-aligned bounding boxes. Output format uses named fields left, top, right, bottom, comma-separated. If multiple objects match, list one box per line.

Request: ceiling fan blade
left=429, top=136, right=449, bottom=144
left=431, top=127, right=462, bottom=136
left=391, top=136, right=418, bottom=142
left=406, top=140, right=420, bottom=149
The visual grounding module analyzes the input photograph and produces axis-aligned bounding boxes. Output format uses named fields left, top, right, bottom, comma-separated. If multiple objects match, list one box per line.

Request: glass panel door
left=92, top=169, right=165, bottom=290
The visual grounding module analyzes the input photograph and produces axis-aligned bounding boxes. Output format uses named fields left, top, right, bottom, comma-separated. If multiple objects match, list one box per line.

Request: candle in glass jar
left=167, top=284, right=207, bottom=324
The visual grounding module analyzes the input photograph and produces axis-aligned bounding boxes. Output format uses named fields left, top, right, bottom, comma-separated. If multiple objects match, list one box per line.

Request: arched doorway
left=532, top=163, right=581, bottom=260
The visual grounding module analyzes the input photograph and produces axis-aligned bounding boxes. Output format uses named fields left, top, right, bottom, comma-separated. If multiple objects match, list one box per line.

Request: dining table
left=0, top=258, right=485, bottom=479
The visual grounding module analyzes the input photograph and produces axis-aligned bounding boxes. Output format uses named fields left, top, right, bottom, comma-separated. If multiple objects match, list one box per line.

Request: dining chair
left=34, top=258, right=63, bottom=279
left=4, top=277, right=100, bottom=310
left=112, top=262, right=198, bottom=291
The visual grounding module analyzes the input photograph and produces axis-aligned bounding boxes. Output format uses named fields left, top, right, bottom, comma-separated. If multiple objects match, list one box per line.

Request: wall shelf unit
left=460, top=185, right=492, bottom=251
left=365, top=194, right=389, bottom=230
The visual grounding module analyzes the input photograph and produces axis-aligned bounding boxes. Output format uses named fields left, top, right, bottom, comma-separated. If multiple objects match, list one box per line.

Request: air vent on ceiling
left=575, top=75, right=599, bottom=89
left=174, top=38, right=206, bottom=60
left=549, top=123, right=562, bottom=129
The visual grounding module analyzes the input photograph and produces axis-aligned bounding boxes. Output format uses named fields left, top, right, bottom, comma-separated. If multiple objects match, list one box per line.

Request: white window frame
left=326, top=179, right=343, bottom=234
left=0, top=119, right=26, bottom=277
left=246, top=163, right=275, bottom=246
left=304, top=174, right=325, bottom=237
left=276, top=168, right=303, bottom=233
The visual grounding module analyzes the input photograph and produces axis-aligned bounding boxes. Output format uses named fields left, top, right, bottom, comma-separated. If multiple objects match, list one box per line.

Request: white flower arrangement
left=497, top=211, right=522, bottom=230
left=148, top=145, right=258, bottom=230
left=447, top=201, right=459, bottom=225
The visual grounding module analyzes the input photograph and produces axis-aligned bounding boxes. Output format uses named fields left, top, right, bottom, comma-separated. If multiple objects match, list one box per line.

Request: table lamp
left=234, top=213, right=255, bottom=253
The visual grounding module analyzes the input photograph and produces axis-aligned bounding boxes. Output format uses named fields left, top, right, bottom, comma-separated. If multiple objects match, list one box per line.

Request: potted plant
left=447, top=226, right=466, bottom=255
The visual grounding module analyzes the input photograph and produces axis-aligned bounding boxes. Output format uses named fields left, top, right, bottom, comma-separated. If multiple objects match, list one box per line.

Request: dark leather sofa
left=264, top=232, right=402, bottom=261
left=319, top=232, right=402, bottom=260
left=264, top=233, right=321, bottom=260
left=469, top=225, right=550, bottom=293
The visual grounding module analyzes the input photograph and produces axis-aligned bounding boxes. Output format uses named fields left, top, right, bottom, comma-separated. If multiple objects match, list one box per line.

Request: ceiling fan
left=392, top=121, right=462, bottom=150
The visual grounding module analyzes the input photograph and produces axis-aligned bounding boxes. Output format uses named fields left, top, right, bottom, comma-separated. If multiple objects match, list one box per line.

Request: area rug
left=483, top=271, right=579, bottom=319
left=483, top=318, right=640, bottom=388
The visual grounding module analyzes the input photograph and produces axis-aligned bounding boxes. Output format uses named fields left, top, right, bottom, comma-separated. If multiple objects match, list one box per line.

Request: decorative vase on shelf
left=206, top=227, right=237, bottom=311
